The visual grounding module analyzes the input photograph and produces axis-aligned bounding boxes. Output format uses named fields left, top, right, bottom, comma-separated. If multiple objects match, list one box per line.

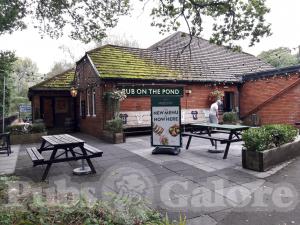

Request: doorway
left=42, top=98, right=54, bottom=127
left=224, top=92, right=235, bottom=112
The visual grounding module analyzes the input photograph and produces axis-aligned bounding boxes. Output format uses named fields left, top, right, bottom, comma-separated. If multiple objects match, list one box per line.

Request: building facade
left=28, top=32, right=300, bottom=138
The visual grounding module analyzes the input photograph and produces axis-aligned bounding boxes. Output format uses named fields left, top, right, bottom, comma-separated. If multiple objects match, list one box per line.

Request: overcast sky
left=0, top=0, right=300, bottom=74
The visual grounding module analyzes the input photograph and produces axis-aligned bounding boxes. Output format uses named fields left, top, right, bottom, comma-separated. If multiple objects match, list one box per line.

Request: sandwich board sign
left=151, top=96, right=182, bottom=154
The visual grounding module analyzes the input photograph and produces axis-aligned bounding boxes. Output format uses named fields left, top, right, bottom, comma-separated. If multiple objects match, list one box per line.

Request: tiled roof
left=86, top=32, right=274, bottom=83
left=87, top=45, right=180, bottom=80
left=30, top=68, right=75, bottom=90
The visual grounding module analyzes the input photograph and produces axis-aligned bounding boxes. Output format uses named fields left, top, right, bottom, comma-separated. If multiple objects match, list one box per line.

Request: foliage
left=0, top=0, right=26, bottom=35
left=95, top=34, right=140, bottom=48
left=104, top=90, right=127, bottom=118
left=6, top=123, right=46, bottom=135
left=150, top=0, right=271, bottom=47
left=46, top=61, right=74, bottom=79
left=222, top=112, right=238, bottom=124
left=1, top=0, right=270, bottom=46
left=9, top=57, right=41, bottom=115
left=258, top=47, right=299, bottom=68
left=0, top=175, right=186, bottom=225
left=105, top=118, right=123, bottom=133
left=0, top=0, right=130, bottom=43
left=243, top=124, right=298, bottom=152
left=0, top=51, right=17, bottom=117
left=208, top=89, right=224, bottom=102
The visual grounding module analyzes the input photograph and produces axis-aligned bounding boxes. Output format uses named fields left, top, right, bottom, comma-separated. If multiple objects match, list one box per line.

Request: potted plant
left=103, top=118, right=125, bottom=144
left=7, top=122, right=47, bottom=144
left=242, top=124, right=299, bottom=172
left=103, top=90, right=127, bottom=143
left=222, top=112, right=238, bottom=124
left=208, top=89, right=224, bottom=103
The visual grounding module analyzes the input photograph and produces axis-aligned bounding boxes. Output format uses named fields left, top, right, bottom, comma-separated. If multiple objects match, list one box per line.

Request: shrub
left=222, top=112, right=238, bottom=124
left=0, top=175, right=186, bottom=225
left=243, top=124, right=298, bottom=152
left=6, top=123, right=46, bottom=135
left=30, top=123, right=46, bottom=133
left=105, top=118, right=123, bottom=133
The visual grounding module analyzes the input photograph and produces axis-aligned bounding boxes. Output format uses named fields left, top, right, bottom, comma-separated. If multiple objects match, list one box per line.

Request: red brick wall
left=76, top=58, right=106, bottom=138
left=120, top=84, right=238, bottom=111
left=240, top=74, right=300, bottom=125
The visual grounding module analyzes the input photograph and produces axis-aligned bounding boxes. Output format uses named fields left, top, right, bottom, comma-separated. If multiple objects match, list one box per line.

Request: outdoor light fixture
left=70, top=87, right=78, bottom=97
left=185, top=89, right=192, bottom=94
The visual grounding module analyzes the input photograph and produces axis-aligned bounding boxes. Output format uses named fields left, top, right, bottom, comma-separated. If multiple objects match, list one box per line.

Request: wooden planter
left=242, top=139, right=300, bottom=172
left=102, top=130, right=125, bottom=144
left=11, top=132, right=47, bottom=145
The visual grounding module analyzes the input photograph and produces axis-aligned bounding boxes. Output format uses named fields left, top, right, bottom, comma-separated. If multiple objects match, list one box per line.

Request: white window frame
left=92, top=89, right=96, bottom=117
left=79, top=92, right=82, bottom=116
left=87, top=89, right=90, bottom=116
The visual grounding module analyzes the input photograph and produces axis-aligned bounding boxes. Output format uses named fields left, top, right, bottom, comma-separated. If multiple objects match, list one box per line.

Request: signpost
left=151, top=96, right=182, bottom=155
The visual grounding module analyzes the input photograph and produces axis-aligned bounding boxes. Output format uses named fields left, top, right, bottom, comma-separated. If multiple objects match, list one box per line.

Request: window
left=79, top=92, right=82, bottom=117
left=86, top=89, right=90, bottom=116
left=92, top=89, right=96, bottom=116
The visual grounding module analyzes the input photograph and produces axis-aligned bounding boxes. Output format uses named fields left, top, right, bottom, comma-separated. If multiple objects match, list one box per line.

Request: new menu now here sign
left=151, top=96, right=182, bottom=147
left=119, top=86, right=184, bottom=96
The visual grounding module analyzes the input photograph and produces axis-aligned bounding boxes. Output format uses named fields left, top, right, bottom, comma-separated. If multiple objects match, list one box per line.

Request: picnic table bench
left=183, top=123, right=250, bottom=159
left=26, top=134, right=103, bottom=181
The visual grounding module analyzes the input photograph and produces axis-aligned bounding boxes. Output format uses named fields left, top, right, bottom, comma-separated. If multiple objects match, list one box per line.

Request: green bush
left=222, top=112, right=238, bottom=124
left=0, top=175, right=186, bottom=225
left=30, top=123, right=46, bottom=133
left=6, top=123, right=46, bottom=135
left=105, top=118, right=123, bottom=133
left=243, top=124, right=298, bottom=152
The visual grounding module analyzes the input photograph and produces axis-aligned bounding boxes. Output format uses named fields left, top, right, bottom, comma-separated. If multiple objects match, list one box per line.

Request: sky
left=0, top=0, right=300, bottom=74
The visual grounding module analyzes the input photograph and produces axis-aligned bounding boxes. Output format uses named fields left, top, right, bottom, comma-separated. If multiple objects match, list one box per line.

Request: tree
left=12, top=58, right=40, bottom=94
left=46, top=61, right=74, bottom=78
left=258, top=47, right=299, bottom=68
left=9, top=58, right=41, bottom=114
left=94, top=34, right=140, bottom=48
left=0, top=51, right=17, bottom=117
left=0, top=0, right=271, bottom=47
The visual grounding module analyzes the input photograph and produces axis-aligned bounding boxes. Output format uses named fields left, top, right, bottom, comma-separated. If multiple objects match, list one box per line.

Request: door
left=43, top=98, right=54, bottom=127
left=224, top=92, right=234, bottom=112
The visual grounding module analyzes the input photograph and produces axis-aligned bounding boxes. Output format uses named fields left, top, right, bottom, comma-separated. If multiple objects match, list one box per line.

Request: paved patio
left=7, top=133, right=299, bottom=225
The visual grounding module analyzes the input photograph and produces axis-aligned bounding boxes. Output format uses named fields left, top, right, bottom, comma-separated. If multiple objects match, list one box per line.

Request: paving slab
left=8, top=133, right=300, bottom=225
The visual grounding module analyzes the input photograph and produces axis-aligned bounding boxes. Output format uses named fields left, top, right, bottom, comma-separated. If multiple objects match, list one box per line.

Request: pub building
left=28, top=32, right=300, bottom=138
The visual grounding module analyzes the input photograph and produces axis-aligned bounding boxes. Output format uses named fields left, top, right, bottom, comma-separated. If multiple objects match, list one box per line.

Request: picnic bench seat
left=26, top=147, right=44, bottom=164
left=182, top=131, right=244, bottom=160
left=84, top=144, right=103, bottom=156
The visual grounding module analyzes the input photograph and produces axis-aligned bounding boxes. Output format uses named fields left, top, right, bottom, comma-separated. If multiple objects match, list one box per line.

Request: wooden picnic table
left=26, top=134, right=103, bottom=181
left=182, top=123, right=250, bottom=159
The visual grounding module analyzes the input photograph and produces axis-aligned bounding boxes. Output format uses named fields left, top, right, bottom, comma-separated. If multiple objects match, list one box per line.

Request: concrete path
left=0, top=145, right=20, bottom=175
left=7, top=133, right=300, bottom=225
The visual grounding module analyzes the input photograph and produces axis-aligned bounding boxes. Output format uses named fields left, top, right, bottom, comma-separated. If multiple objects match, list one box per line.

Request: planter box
left=11, top=132, right=47, bottom=145
left=102, top=130, right=125, bottom=144
left=242, top=138, right=300, bottom=172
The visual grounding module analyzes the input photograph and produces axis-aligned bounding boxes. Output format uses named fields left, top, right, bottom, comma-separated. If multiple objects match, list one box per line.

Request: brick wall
left=240, top=73, right=300, bottom=125
left=120, top=84, right=238, bottom=111
left=76, top=57, right=106, bottom=138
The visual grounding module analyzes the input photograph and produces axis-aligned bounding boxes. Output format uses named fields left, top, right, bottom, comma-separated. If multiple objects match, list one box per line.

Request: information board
left=151, top=96, right=181, bottom=147
left=19, top=104, right=31, bottom=113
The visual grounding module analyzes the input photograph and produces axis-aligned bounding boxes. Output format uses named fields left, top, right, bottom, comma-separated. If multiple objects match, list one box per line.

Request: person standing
left=209, top=99, right=222, bottom=124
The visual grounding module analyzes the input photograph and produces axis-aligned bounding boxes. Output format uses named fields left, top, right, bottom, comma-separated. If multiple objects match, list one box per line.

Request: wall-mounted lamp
left=70, top=87, right=78, bottom=97
left=185, top=89, right=192, bottom=94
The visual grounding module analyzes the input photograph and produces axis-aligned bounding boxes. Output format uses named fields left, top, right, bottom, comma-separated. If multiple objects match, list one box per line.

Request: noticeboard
left=151, top=96, right=182, bottom=147
left=19, top=104, right=31, bottom=113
